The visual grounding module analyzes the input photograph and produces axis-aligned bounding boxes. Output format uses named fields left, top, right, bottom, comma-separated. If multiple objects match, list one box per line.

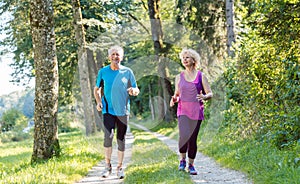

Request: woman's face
left=181, top=52, right=195, bottom=68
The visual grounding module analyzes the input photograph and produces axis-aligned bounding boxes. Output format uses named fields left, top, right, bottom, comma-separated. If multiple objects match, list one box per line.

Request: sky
left=0, top=12, right=34, bottom=96
left=0, top=55, right=34, bottom=96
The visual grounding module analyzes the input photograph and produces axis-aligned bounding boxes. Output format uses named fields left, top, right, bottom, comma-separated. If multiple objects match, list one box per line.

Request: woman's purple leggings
left=178, top=115, right=201, bottom=159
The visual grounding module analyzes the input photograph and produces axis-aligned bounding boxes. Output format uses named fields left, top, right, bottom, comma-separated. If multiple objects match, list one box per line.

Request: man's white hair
left=179, top=48, right=200, bottom=69
left=108, top=45, right=124, bottom=57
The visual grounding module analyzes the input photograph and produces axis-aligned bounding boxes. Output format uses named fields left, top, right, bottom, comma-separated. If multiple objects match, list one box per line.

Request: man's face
left=109, top=50, right=123, bottom=64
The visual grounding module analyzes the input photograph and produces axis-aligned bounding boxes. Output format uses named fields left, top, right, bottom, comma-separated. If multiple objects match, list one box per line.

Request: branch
left=127, top=12, right=150, bottom=34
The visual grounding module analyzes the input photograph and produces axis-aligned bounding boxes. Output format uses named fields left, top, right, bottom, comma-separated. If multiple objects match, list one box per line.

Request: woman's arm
left=170, top=74, right=180, bottom=107
left=200, top=74, right=213, bottom=100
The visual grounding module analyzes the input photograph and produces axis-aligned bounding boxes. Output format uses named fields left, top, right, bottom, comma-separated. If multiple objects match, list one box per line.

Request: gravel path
left=75, top=123, right=253, bottom=184
left=132, top=123, right=253, bottom=184
left=74, top=128, right=134, bottom=184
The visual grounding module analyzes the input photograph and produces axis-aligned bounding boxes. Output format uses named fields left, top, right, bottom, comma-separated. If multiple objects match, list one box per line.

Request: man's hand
left=96, top=102, right=103, bottom=111
left=127, top=87, right=139, bottom=96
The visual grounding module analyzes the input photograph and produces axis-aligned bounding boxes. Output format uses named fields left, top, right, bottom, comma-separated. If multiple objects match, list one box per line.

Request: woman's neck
left=185, top=67, right=196, bottom=73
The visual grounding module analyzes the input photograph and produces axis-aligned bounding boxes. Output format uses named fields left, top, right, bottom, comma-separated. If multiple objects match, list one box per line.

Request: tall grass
left=0, top=130, right=104, bottom=183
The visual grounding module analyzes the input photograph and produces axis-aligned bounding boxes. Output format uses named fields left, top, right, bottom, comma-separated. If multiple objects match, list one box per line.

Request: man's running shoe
left=117, top=167, right=125, bottom=179
left=178, top=159, right=186, bottom=171
left=102, top=164, right=112, bottom=178
left=188, top=163, right=197, bottom=175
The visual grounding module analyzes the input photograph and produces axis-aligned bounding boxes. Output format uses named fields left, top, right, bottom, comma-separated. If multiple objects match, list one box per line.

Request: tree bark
left=95, top=50, right=104, bottom=130
left=71, top=0, right=96, bottom=135
left=30, top=0, right=60, bottom=162
left=226, top=0, right=236, bottom=57
left=87, top=48, right=102, bottom=131
left=148, top=84, right=155, bottom=120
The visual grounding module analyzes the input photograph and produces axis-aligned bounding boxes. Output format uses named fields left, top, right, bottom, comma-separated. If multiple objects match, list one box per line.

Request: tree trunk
left=226, top=0, right=235, bottom=57
left=71, top=0, right=96, bottom=135
left=87, top=48, right=101, bottom=131
left=147, top=0, right=174, bottom=122
left=95, top=50, right=104, bottom=130
left=95, top=50, right=104, bottom=73
left=148, top=84, right=155, bottom=120
left=30, top=0, right=60, bottom=163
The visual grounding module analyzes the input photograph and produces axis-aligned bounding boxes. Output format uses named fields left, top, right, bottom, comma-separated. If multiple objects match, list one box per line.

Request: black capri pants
left=178, top=115, right=201, bottom=159
left=103, top=113, right=128, bottom=151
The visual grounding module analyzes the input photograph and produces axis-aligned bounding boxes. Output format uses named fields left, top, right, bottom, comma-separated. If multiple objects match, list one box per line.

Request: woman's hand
left=170, top=95, right=179, bottom=107
left=196, top=90, right=206, bottom=102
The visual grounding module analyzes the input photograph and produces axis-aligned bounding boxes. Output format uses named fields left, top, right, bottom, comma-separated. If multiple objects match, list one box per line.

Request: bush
left=1, top=109, right=28, bottom=132
left=0, top=131, right=31, bottom=143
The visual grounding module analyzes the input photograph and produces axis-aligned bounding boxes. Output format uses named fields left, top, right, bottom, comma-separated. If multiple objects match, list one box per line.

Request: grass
left=200, top=137, right=300, bottom=184
left=2, top=114, right=298, bottom=183
left=124, top=128, right=193, bottom=184
left=144, top=116, right=300, bottom=184
left=0, top=130, right=104, bottom=183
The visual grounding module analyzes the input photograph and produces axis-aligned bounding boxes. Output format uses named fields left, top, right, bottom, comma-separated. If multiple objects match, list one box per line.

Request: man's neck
left=110, top=63, right=120, bottom=70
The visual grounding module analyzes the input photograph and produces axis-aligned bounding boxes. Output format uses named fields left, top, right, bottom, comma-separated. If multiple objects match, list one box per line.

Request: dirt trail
left=132, top=123, right=253, bottom=184
left=75, top=123, right=252, bottom=184
left=74, top=129, right=134, bottom=184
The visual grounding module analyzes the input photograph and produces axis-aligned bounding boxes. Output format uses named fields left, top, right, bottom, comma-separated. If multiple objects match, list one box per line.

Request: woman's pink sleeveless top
left=177, top=71, right=205, bottom=120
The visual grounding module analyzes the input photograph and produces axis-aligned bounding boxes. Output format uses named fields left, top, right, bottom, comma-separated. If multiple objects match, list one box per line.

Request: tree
left=30, top=0, right=60, bottom=162
left=226, top=0, right=235, bottom=57
left=223, top=0, right=300, bottom=148
left=71, top=0, right=96, bottom=135
left=0, top=108, right=24, bottom=132
left=147, top=0, right=174, bottom=122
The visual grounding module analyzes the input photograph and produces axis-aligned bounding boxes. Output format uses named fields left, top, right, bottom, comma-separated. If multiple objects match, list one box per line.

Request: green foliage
left=57, top=106, right=84, bottom=133
left=0, top=131, right=103, bottom=183
left=223, top=1, right=300, bottom=149
left=176, top=0, right=226, bottom=57
left=0, top=108, right=27, bottom=132
left=0, top=131, right=31, bottom=143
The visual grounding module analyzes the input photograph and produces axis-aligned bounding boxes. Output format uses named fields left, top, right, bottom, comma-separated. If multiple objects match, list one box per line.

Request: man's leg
left=117, top=150, right=124, bottom=168
left=102, top=114, right=115, bottom=177
left=116, top=116, right=128, bottom=179
left=105, top=147, right=112, bottom=165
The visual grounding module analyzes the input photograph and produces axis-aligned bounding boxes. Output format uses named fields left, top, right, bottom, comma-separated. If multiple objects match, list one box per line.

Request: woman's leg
left=187, top=120, right=201, bottom=160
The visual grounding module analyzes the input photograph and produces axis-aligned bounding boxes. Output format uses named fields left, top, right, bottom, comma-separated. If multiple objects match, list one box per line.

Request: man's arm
left=94, top=86, right=103, bottom=111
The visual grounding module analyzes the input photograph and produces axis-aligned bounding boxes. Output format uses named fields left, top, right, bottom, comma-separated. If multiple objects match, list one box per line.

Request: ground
left=75, top=123, right=252, bottom=184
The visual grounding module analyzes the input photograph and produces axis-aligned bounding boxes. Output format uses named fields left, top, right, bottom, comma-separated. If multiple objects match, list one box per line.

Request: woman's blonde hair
left=179, top=48, right=200, bottom=69
left=108, top=45, right=124, bottom=58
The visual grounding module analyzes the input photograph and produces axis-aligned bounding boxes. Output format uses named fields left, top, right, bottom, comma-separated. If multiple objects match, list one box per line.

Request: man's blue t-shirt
left=95, top=65, right=137, bottom=116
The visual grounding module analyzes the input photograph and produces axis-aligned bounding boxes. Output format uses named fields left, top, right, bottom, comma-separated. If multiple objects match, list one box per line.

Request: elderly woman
left=170, top=48, right=213, bottom=175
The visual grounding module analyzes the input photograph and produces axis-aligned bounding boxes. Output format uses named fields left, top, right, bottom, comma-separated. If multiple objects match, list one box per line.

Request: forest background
left=0, top=0, right=299, bottom=183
